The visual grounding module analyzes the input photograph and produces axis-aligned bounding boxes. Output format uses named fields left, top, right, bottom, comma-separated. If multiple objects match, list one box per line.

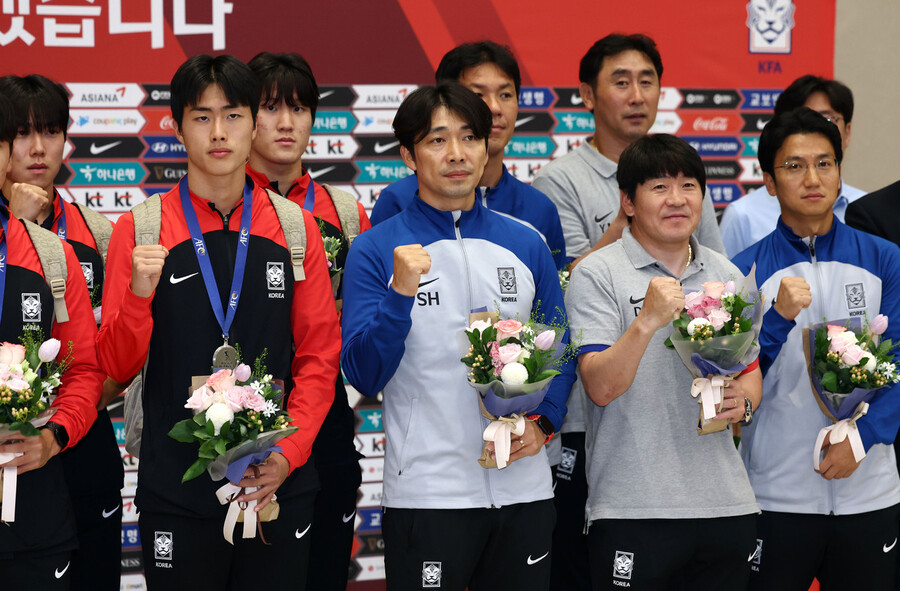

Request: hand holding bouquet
left=665, top=276, right=763, bottom=434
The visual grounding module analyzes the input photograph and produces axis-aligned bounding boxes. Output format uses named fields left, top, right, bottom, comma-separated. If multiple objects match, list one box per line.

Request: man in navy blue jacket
left=342, top=82, right=574, bottom=591
left=369, top=41, right=566, bottom=270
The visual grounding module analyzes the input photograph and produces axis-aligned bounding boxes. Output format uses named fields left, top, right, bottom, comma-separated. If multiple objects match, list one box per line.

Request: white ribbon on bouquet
left=691, top=376, right=728, bottom=421
left=814, top=402, right=868, bottom=471
left=215, top=482, right=259, bottom=545
left=0, top=455, right=22, bottom=522
left=482, top=414, right=525, bottom=470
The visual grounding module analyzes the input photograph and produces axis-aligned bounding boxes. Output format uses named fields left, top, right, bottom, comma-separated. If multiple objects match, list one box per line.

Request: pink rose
left=494, top=319, right=523, bottom=341
left=224, top=386, right=246, bottom=413
left=871, top=314, right=889, bottom=336
left=686, top=305, right=707, bottom=320
left=241, top=388, right=267, bottom=412
left=684, top=290, right=705, bottom=310
left=497, top=343, right=523, bottom=365
left=723, top=280, right=736, bottom=295
left=534, top=330, right=556, bottom=351
left=0, top=343, right=26, bottom=365
left=826, top=325, right=847, bottom=340
left=700, top=296, right=721, bottom=314
left=829, top=330, right=858, bottom=354
left=6, top=377, right=29, bottom=392
left=206, top=369, right=236, bottom=393
left=185, top=385, right=214, bottom=411
left=706, top=308, right=732, bottom=331
left=841, top=344, right=866, bottom=367
left=703, top=281, right=726, bottom=299
left=233, top=363, right=252, bottom=383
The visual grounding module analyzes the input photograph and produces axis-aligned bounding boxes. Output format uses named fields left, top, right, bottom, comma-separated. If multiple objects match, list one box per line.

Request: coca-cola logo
left=693, top=116, right=729, bottom=131
left=160, top=115, right=175, bottom=131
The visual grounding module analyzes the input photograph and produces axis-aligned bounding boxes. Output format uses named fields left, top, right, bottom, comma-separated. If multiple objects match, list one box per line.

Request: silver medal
left=213, top=342, right=238, bottom=370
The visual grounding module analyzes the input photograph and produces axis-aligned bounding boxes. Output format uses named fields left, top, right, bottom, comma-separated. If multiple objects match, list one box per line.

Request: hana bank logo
left=747, top=0, right=795, bottom=54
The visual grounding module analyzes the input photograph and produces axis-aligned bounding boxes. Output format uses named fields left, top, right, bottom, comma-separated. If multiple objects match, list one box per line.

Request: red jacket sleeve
left=277, top=209, right=341, bottom=471
left=49, top=241, right=105, bottom=447
left=96, top=211, right=154, bottom=383
left=357, top=201, right=372, bottom=234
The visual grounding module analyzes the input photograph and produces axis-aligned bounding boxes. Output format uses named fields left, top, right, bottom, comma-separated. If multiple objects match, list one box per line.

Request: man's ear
left=579, top=82, right=595, bottom=112
left=620, top=189, right=635, bottom=217
left=400, top=144, right=417, bottom=172
left=763, top=171, right=777, bottom=197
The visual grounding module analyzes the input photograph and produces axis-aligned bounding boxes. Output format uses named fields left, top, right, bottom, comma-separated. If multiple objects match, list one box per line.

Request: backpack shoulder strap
left=265, top=188, right=307, bottom=282
left=72, top=202, right=114, bottom=267
left=132, top=194, right=162, bottom=246
left=323, top=184, right=360, bottom=245
left=22, top=219, right=69, bottom=323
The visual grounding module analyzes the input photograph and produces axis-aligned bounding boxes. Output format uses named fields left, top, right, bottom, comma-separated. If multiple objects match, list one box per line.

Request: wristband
left=527, top=414, right=554, bottom=444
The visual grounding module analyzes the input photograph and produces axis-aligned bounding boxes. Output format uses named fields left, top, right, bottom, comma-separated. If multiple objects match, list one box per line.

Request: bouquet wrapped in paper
left=665, top=270, right=763, bottom=434
left=168, top=350, right=297, bottom=544
left=803, top=315, right=897, bottom=469
left=0, top=335, right=69, bottom=522
left=459, top=307, right=574, bottom=468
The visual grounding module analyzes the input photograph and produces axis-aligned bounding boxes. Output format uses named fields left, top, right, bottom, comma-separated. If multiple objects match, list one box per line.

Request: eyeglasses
left=774, top=157, right=839, bottom=177
left=820, top=114, right=843, bottom=124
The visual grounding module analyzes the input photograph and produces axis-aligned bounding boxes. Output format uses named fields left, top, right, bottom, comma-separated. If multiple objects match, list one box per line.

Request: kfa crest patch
left=422, top=561, right=442, bottom=587
left=613, top=550, right=634, bottom=580
left=267, top=262, right=285, bottom=291
left=497, top=267, right=517, bottom=295
left=844, top=283, right=866, bottom=310
left=559, top=447, right=577, bottom=475
left=154, top=531, right=173, bottom=560
left=22, top=293, right=41, bottom=322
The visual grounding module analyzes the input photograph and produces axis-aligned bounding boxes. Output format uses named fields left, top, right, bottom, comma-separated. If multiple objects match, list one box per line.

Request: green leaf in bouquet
left=672, top=313, right=690, bottom=331
left=205, top=419, right=216, bottom=437
left=193, top=412, right=206, bottom=426
left=239, top=423, right=248, bottom=437
left=877, top=339, right=893, bottom=357
left=198, top=438, right=218, bottom=459
left=821, top=370, right=838, bottom=392
left=168, top=419, right=199, bottom=443
left=664, top=336, right=674, bottom=349
left=466, top=329, right=483, bottom=348
left=214, top=438, right=228, bottom=456
left=181, top=457, right=212, bottom=482
left=532, top=369, right=561, bottom=382
left=11, top=421, right=40, bottom=437
left=193, top=430, right=210, bottom=440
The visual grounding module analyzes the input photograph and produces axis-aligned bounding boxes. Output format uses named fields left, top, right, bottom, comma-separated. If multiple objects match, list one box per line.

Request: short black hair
left=774, top=75, right=854, bottom=123
left=170, top=54, right=260, bottom=129
left=579, top=33, right=663, bottom=88
left=758, top=107, right=843, bottom=176
left=248, top=52, right=319, bottom=121
left=0, top=74, right=69, bottom=138
left=435, top=41, right=522, bottom=97
left=618, top=134, right=706, bottom=201
left=0, top=92, right=15, bottom=145
left=393, top=82, right=492, bottom=155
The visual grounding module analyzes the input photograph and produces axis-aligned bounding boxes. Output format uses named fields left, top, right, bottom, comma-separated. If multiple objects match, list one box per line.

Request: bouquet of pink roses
left=665, top=274, right=763, bottom=434
left=0, top=333, right=70, bottom=523
left=804, top=315, right=897, bottom=422
left=459, top=307, right=576, bottom=468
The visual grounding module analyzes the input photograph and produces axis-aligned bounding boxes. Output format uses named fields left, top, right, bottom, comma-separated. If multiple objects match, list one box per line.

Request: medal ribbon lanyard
left=302, top=179, right=315, bottom=213
left=55, top=191, right=66, bottom=240
left=178, top=176, right=253, bottom=345
left=0, top=209, right=8, bottom=328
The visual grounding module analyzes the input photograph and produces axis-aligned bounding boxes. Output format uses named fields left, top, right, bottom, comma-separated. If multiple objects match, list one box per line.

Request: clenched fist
left=773, top=276, right=811, bottom=321
left=392, top=244, right=431, bottom=297
left=8, top=182, right=51, bottom=223
left=131, top=245, right=169, bottom=298
left=638, top=277, right=685, bottom=332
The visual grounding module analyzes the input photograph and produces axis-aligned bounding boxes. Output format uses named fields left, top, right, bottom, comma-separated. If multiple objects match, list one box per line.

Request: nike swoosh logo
left=101, top=505, right=120, bottom=518
left=570, top=95, right=583, bottom=105
left=756, top=118, right=769, bottom=131
left=373, top=140, right=399, bottom=154
left=527, top=551, right=549, bottom=565
left=747, top=552, right=755, bottom=562
left=169, top=272, right=198, bottom=285
left=90, top=140, right=122, bottom=155
left=107, top=399, right=124, bottom=412
left=594, top=212, right=612, bottom=223
left=418, top=278, right=438, bottom=288
left=55, top=562, right=70, bottom=579
left=295, top=524, right=312, bottom=539
left=629, top=296, right=645, bottom=305
left=318, top=90, right=335, bottom=100
left=515, top=115, right=535, bottom=128
left=552, top=480, right=557, bottom=492
left=342, top=511, right=356, bottom=523
left=309, top=166, right=336, bottom=180
left=884, top=538, right=897, bottom=553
